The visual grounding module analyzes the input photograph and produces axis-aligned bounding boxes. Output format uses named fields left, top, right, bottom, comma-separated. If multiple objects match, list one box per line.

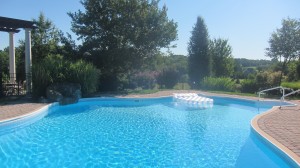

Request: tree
left=266, top=18, right=300, bottom=85
left=210, top=38, right=234, bottom=77
left=69, top=0, right=177, bottom=90
left=31, top=13, right=62, bottom=62
left=0, top=49, right=9, bottom=76
left=188, top=16, right=211, bottom=88
left=157, top=67, right=180, bottom=89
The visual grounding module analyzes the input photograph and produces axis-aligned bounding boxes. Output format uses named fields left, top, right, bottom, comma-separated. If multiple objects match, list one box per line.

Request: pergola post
left=9, top=32, right=16, bottom=83
left=0, top=16, right=36, bottom=96
left=25, top=28, right=32, bottom=94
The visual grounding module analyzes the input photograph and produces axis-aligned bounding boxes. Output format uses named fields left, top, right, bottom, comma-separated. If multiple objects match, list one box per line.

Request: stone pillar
left=9, top=32, right=16, bottom=83
left=25, top=28, right=32, bottom=94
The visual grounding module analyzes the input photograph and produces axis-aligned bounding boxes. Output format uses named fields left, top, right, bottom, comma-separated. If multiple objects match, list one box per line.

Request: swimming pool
left=0, top=96, right=297, bottom=167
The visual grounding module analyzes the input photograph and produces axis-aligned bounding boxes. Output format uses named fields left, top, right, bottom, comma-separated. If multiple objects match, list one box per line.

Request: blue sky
left=0, top=0, right=299, bottom=60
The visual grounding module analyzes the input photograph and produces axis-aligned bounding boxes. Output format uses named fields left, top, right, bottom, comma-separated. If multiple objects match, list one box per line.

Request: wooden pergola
left=0, top=16, right=36, bottom=94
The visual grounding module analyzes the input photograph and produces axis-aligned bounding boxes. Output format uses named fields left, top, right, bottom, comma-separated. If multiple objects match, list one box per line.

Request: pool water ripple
left=0, top=98, right=294, bottom=167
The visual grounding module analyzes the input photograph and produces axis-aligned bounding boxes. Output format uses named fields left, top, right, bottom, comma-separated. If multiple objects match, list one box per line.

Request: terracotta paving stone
left=0, top=100, right=48, bottom=121
left=257, top=100, right=300, bottom=160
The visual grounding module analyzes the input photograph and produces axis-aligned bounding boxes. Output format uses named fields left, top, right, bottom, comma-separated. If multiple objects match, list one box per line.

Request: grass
left=281, top=81, right=300, bottom=90
left=126, top=89, right=259, bottom=98
left=206, top=90, right=257, bottom=97
left=125, top=89, right=160, bottom=95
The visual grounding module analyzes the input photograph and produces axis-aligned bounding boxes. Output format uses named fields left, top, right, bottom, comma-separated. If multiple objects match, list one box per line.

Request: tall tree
left=188, top=16, right=211, bottom=88
left=31, top=13, right=61, bottom=62
left=210, top=38, right=234, bottom=77
left=69, top=0, right=177, bottom=90
left=266, top=18, right=300, bottom=85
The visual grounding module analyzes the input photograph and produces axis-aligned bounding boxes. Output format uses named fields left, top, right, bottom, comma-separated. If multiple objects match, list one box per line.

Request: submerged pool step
left=173, top=93, right=213, bottom=108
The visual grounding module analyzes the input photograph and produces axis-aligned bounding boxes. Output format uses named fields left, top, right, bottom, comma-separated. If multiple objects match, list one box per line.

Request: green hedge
left=32, top=55, right=100, bottom=98
left=281, top=81, right=300, bottom=90
left=240, top=79, right=258, bottom=93
left=68, top=60, right=100, bottom=95
left=200, top=77, right=235, bottom=92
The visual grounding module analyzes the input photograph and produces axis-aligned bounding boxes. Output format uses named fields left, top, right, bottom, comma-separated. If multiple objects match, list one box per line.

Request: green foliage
left=129, top=71, right=158, bottom=89
left=210, top=38, right=234, bottom=77
left=32, top=55, right=59, bottom=97
left=188, top=16, right=211, bottom=88
left=32, top=55, right=100, bottom=97
left=69, top=0, right=177, bottom=90
left=243, top=67, right=257, bottom=78
left=157, top=68, right=180, bottom=89
left=256, top=71, right=281, bottom=89
left=281, top=81, right=300, bottom=90
left=31, top=13, right=62, bottom=62
left=126, top=89, right=160, bottom=95
left=233, top=60, right=243, bottom=79
left=235, top=58, right=274, bottom=68
left=287, top=61, right=300, bottom=81
left=59, top=33, right=81, bottom=61
left=240, top=79, right=258, bottom=93
left=266, top=18, right=300, bottom=84
left=200, top=77, right=235, bottom=92
left=173, top=83, right=191, bottom=90
left=68, top=60, right=100, bottom=95
left=0, top=49, right=9, bottom=76
left=297, top=64, right=300, bottom=77
left=239, top=71, right=282, bottom=93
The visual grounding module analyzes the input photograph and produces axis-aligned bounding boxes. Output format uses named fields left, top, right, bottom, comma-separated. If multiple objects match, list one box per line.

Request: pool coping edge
left=251, top=106, right=300, bottom=167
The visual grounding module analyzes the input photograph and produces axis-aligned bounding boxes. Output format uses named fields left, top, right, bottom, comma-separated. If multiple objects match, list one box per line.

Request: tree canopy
left=31, top=13, right=61, bottom=62
left=188, top=16, right=211, bottom=88
left=266, top=18, right=300, bottom=84
left=68, top=0, right=177, bottom=90
left=210, top=38, right=234, bottom=77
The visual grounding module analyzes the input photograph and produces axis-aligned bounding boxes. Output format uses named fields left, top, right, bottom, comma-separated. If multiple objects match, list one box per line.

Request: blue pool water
left=0, top=97, right=296, bottom=167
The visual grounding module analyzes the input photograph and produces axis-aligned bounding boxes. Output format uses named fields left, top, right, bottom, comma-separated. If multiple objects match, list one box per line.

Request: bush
left=200, top=77, right=235, bottom=92
left=32, top=55, right=65, bottom=97
left=32, top=55, right=100, bottom=98
left=157, top=68, right=180, bottom=89
left=240, top=79, right=258, bottom=93
left=129, top=71, right=158, bottom=89
left=255, top=71, right=281, bottom=90
left=281, top=81, right=300, bottom=90
left=68, top=60, right=100, bottom=95
left=173, top=83, right=191, bottom=90
left=287, top=61, right=300, bottom=81
left=240, top=71, right=282, bottom=94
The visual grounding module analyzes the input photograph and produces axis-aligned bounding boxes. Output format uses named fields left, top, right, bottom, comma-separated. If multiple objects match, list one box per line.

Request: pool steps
left=173, top=93, right=213, bottom=108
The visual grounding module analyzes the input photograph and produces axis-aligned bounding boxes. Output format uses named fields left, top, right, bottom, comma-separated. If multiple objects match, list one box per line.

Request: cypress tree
left=188, top=16, right=211, bottom=88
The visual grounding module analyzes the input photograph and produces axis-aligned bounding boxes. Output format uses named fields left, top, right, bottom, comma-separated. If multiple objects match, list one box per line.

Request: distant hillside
left=234, top=58, right=275, bottom=67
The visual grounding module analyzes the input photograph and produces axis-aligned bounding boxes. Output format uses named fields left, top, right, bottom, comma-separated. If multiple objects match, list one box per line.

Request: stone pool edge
left=251, top=106, right=300, bottom=167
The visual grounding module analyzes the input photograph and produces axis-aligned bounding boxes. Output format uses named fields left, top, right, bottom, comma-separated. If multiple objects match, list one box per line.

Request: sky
left=0, top=0, right=300, bottom=60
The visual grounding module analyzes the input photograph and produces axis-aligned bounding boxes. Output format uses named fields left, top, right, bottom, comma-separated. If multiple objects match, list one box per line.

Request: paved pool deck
left=0, top=90, right=299, bottom=165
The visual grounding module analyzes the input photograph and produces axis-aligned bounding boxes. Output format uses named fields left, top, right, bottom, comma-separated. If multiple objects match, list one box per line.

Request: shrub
left=240, top=71, right=282, bottom=95
left=32, top=55, right=65, bottom=97
left=129, top=71, right=158, bottom=89
left=240, top=79, right=258, bottom=93
left=281, top=81, right=300, bottom=90
left=157, top=68, right=180, bottom=89
left=200, top=77, right=235, bottom=92
left=255, top=71, right=281, bottom=90
left=68, top=60, right=100, bottom=96
left=287, top=61, right=300, bottom=81
left=32, top=55, right=100, bottom=98
left=173, top=83, right=191, bottom=90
